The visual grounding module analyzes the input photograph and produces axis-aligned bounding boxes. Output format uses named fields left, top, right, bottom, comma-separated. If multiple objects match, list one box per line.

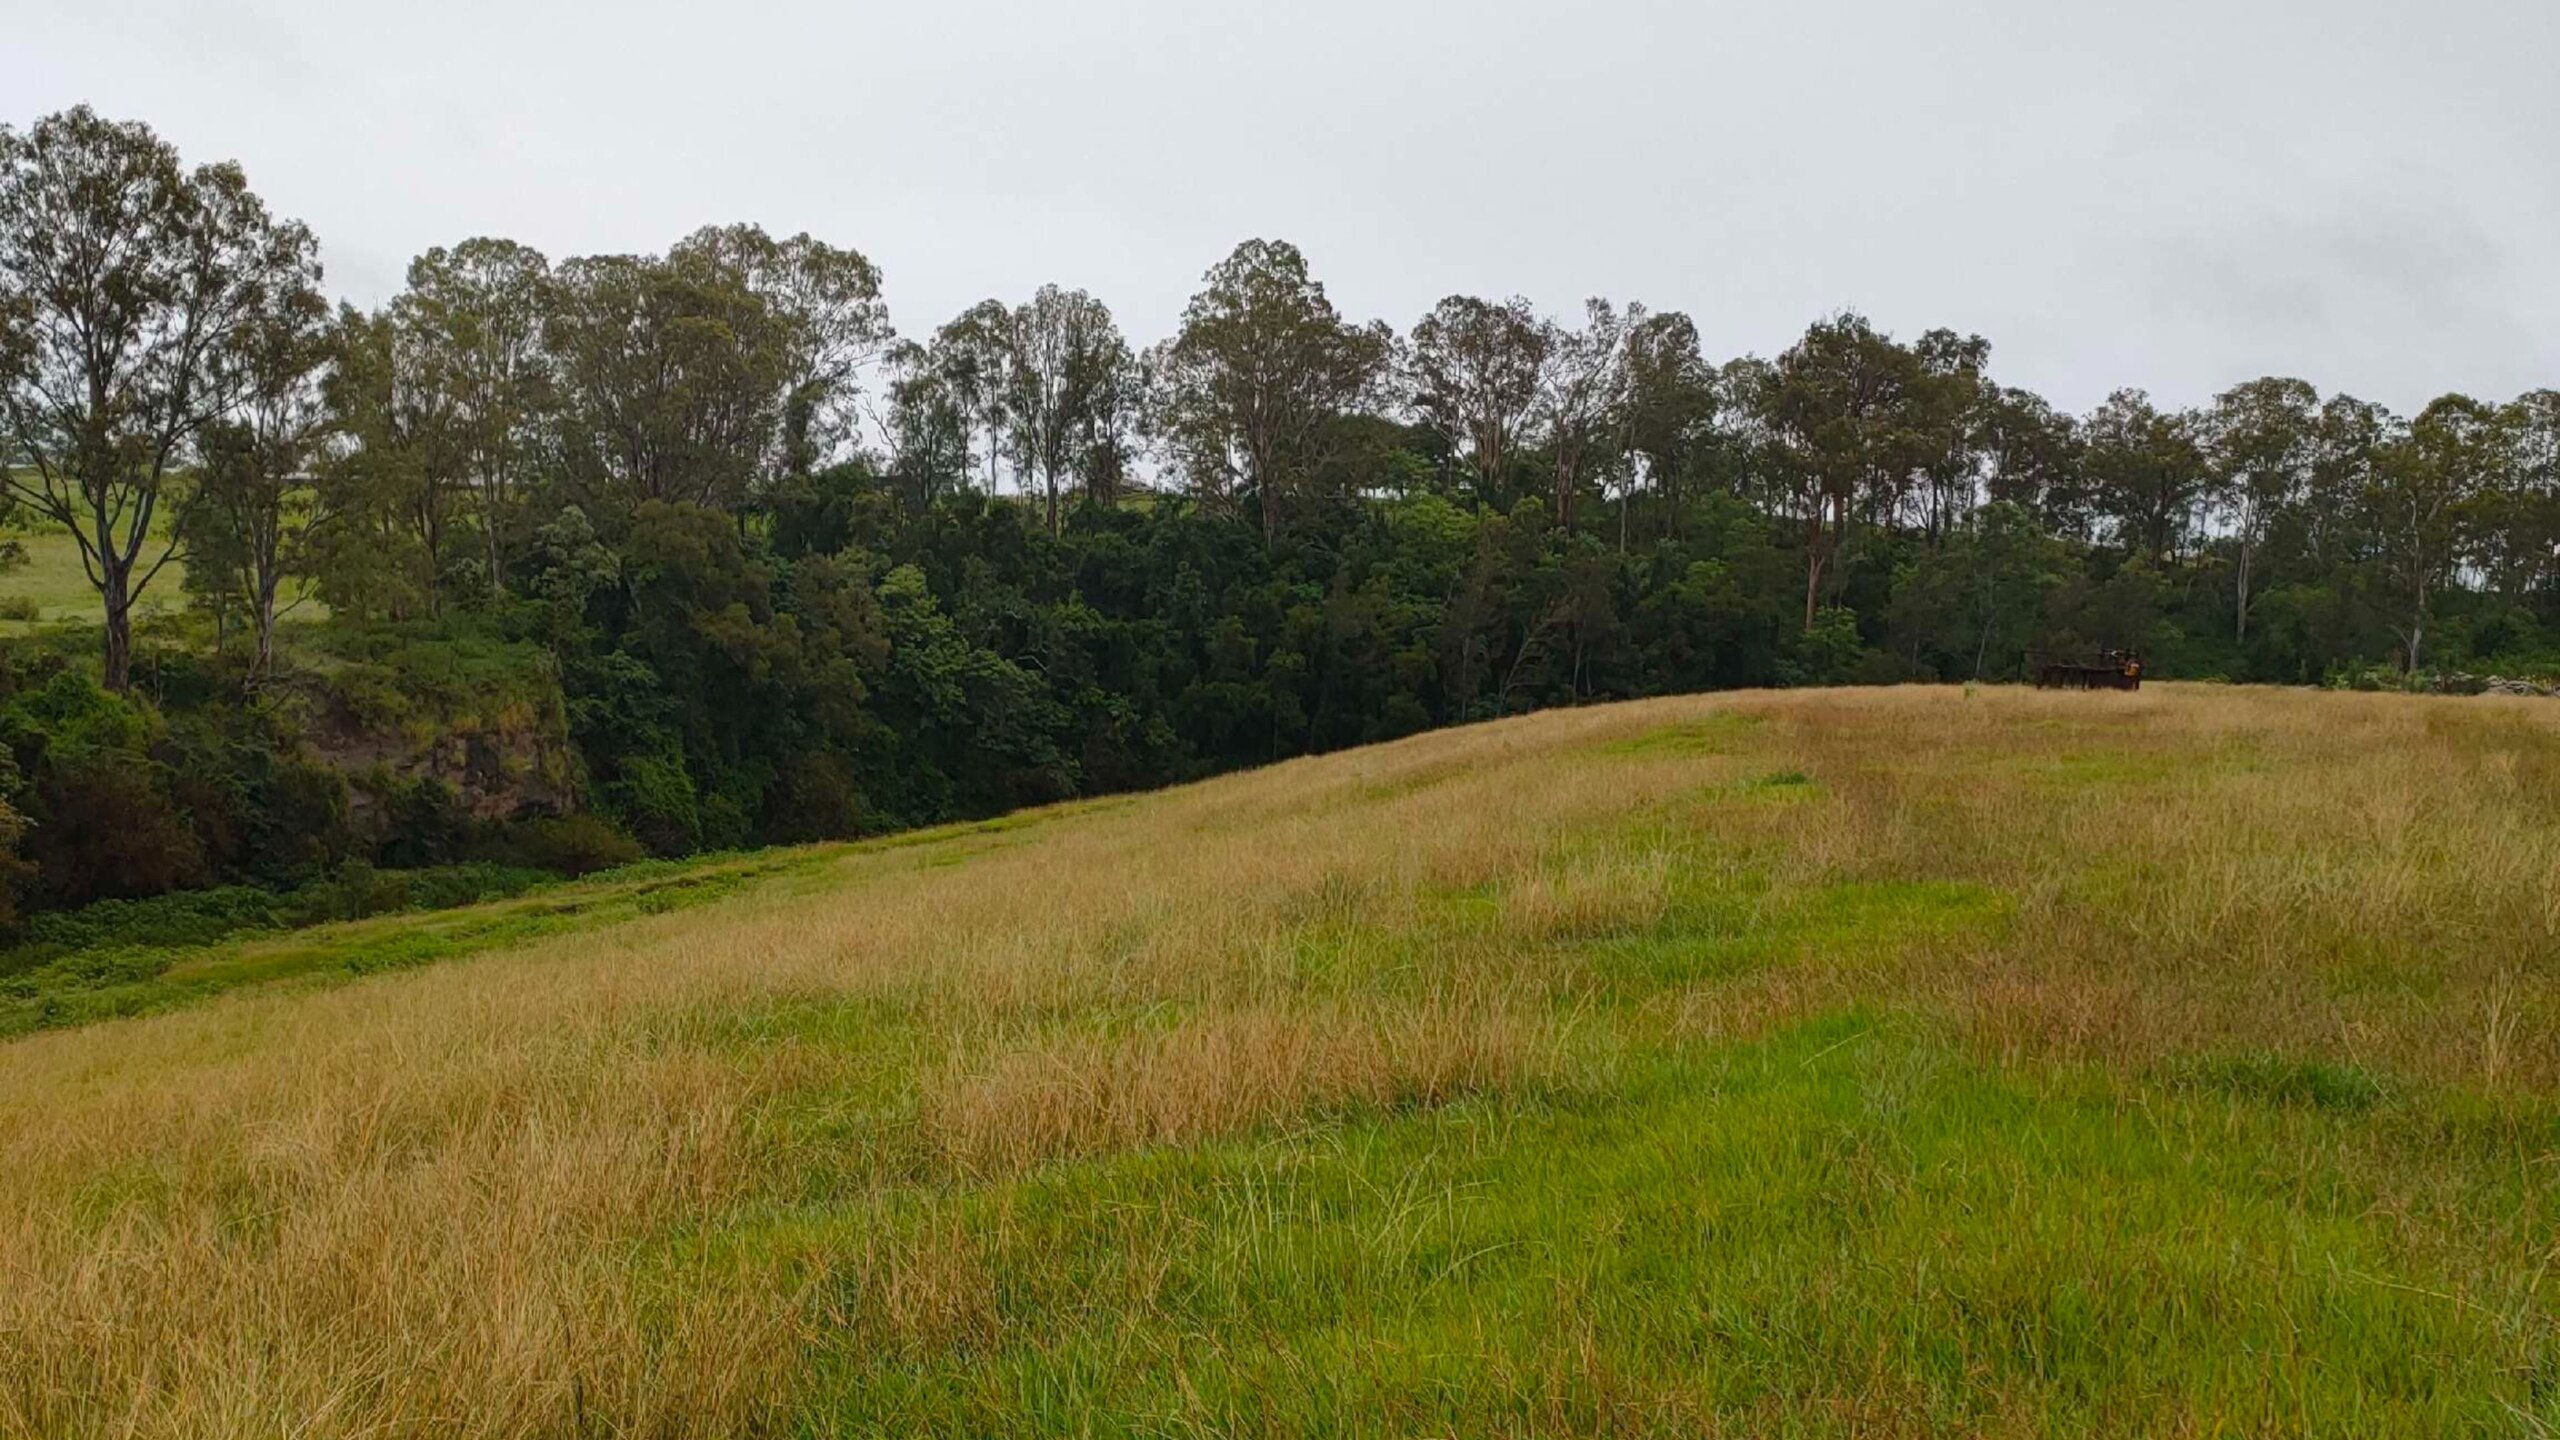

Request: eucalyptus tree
left=394, top=238, right=550, bottom=595
left=2371, top=395, right=2497, bottom=671
left=2204, top=377, right=2319, bottom=641
left=321, top=303, right=463, bottom=617
left=1976, top=387, right=2083, bottom=537
left=543, top=243, right=794, bottom=517
left=1003, top=285, right=1131, bottom=532
left=0, top=107, right=320, bottom=689
left=930, top=300, right=1017, bottom=496
left=1070, top=324, right=1142, bottom=510
left=1150, top=240, right=1392, bottom=545
left=2477, top=391, right=2560, bottom=605
left=881, top=341, right=975, bottom=508
left=2295, top=394, right=2395, bottom=575
left=673, top=224, right=892, bottom=486
left=1618, top=310, right=1717, bottom=535
left=1538, top=299, right=1636, bottom=531
left=2081, top=389, right=2209, bottom=566
left=1406, top=295, right=1547, bottom=509
left=1762, top=314, right=1927, bottom=629
left=1904, top=329, right=1992, bottom=544
left=334, top=245, right=551, bottom=616
left=180, top=280, right=334, bottom=677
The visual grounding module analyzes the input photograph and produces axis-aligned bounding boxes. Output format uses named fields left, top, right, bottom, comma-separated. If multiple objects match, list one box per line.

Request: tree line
left=0, top=106, right=2553, bottom=920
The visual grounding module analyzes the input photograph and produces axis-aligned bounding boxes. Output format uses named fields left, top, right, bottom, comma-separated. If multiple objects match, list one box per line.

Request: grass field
left=0, top=514, right=187, bottom=633
left=1, top=684, right=2555, bottom=1437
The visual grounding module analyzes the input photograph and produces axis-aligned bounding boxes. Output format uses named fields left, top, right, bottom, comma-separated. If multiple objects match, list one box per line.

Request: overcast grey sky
left=6, top=0, right=2554, bottom=413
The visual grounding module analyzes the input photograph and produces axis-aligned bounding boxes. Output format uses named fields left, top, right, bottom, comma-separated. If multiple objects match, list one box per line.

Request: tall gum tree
left=0, top=107, right=319, bottom=690
left=1150, top=240, right=1390, bottom=547
left=181, top=280, right=333, bottom=678
left=1538, top=299, right=1636, bottom=533
left=2082, top=389, right=2209, bottom=567
left=1762, top=314, right=1927, bottom=630
left=396, top=238, right=551, bottom=598
left=1003, top=285, right=1129, bottom=533
left=1619, top=311, right=1717, bottom=541
left=674, top=224, right=893, bottom=489
left=930, top=300, right=1017, bottom=497
left=2371, top=395, right=2498, bottom=672
left=2206, top=376, right=2319, bottom=643
left=1407, top=295, right=1547, bottom=510
left=543, top=244, right=791, bottom=517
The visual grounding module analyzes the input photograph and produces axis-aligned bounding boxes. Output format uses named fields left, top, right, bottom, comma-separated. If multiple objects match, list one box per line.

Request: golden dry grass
left=0, top=683, right=2553, bottom=1436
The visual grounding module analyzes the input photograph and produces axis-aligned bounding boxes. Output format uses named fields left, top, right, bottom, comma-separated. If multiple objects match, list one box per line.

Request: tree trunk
left=253, top=604, right=278, bottom=681
left=252, top=563, right=280, bottom=682
left=102, top=584, right=134, bottom=693
left=485, top=495, right=508, bottom=599
left=416, top=499, right=445, bottom=621
left=1801, top=501, right=1832, bottom=631
left=2234, top=537, right=2252, bottom=643
left=2406, top=578, right=2428, bottom=673
left=1256, top=450, right=1281, bottom=549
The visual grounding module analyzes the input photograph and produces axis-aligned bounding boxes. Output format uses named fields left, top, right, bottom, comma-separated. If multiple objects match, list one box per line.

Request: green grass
left=1600, top=711, right=1768, bottom=756
left=3, top=687, right=2556, bottom=1437
left=0, top=806, right=1103, bottom=1038
left=777, top=1016, right=2547, bottom=1436
left=0, top=515, right=187, bottom=632
left=0, top=507, right=333, bottom=637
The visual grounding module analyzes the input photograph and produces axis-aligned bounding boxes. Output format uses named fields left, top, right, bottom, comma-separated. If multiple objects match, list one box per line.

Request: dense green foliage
left=1, top=107, right=2555, bottom=933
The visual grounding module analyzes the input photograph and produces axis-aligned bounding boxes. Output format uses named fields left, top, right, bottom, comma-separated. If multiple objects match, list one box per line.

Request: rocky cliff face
left=291, top=630, right=582, bottom=825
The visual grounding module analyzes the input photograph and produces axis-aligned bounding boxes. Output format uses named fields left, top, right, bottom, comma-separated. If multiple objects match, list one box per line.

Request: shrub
left=608, top=752, right=702, bottom=857
left=329, top=861, right=551, bottom=916
left=492, top=814, right=645, bottom=877
left=22, top=885, right=288, bottom=954
left=761, top=752, right=864, bottom=843
left=26, top=759, right=206, bottom=906
left=368, top=776, right=477, bottom=869
left=1777, top=607, right=1865, bottom=687
left=0, top=861, right=564, bottom=978
left=253, top=757, right=356, bottom=879
left=0, top=790, right=33, bottom=935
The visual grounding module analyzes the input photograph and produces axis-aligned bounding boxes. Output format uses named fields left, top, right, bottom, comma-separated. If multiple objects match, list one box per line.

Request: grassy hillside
left=0, top=510, right=324, bottom=634
left=1, top=684, right=2554, bottom=1437
left=0, top=515, right=185, bottom=631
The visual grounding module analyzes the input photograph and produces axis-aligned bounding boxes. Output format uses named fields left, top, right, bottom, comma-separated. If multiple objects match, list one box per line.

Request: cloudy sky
left=7, top=0, right=2554, bottom=413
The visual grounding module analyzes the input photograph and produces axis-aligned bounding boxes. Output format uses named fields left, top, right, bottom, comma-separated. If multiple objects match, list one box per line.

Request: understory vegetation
left=0, top=684, right=2553, bottom=1436
left=3, top=106, right=2558, bottom=947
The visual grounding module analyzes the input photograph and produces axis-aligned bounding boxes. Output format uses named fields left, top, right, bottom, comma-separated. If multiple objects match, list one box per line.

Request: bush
left=608, top=752, right=702, bottom=857
left=1776, top=607, right=1865, bottom=687
left=0, top=792, right=29, bottom=934
left=0, top=861, right=562, bottom=978
left=368, top=775, right=478, bottom=869
left=22, top=885, right=288, bottom=954
left=762, top=752, right=863, bottom=843
left=492, top=814, right=645, bottom=877
left=26, top=759, right=207, bottom=906
left=302, top=860, right=550, bottom=918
